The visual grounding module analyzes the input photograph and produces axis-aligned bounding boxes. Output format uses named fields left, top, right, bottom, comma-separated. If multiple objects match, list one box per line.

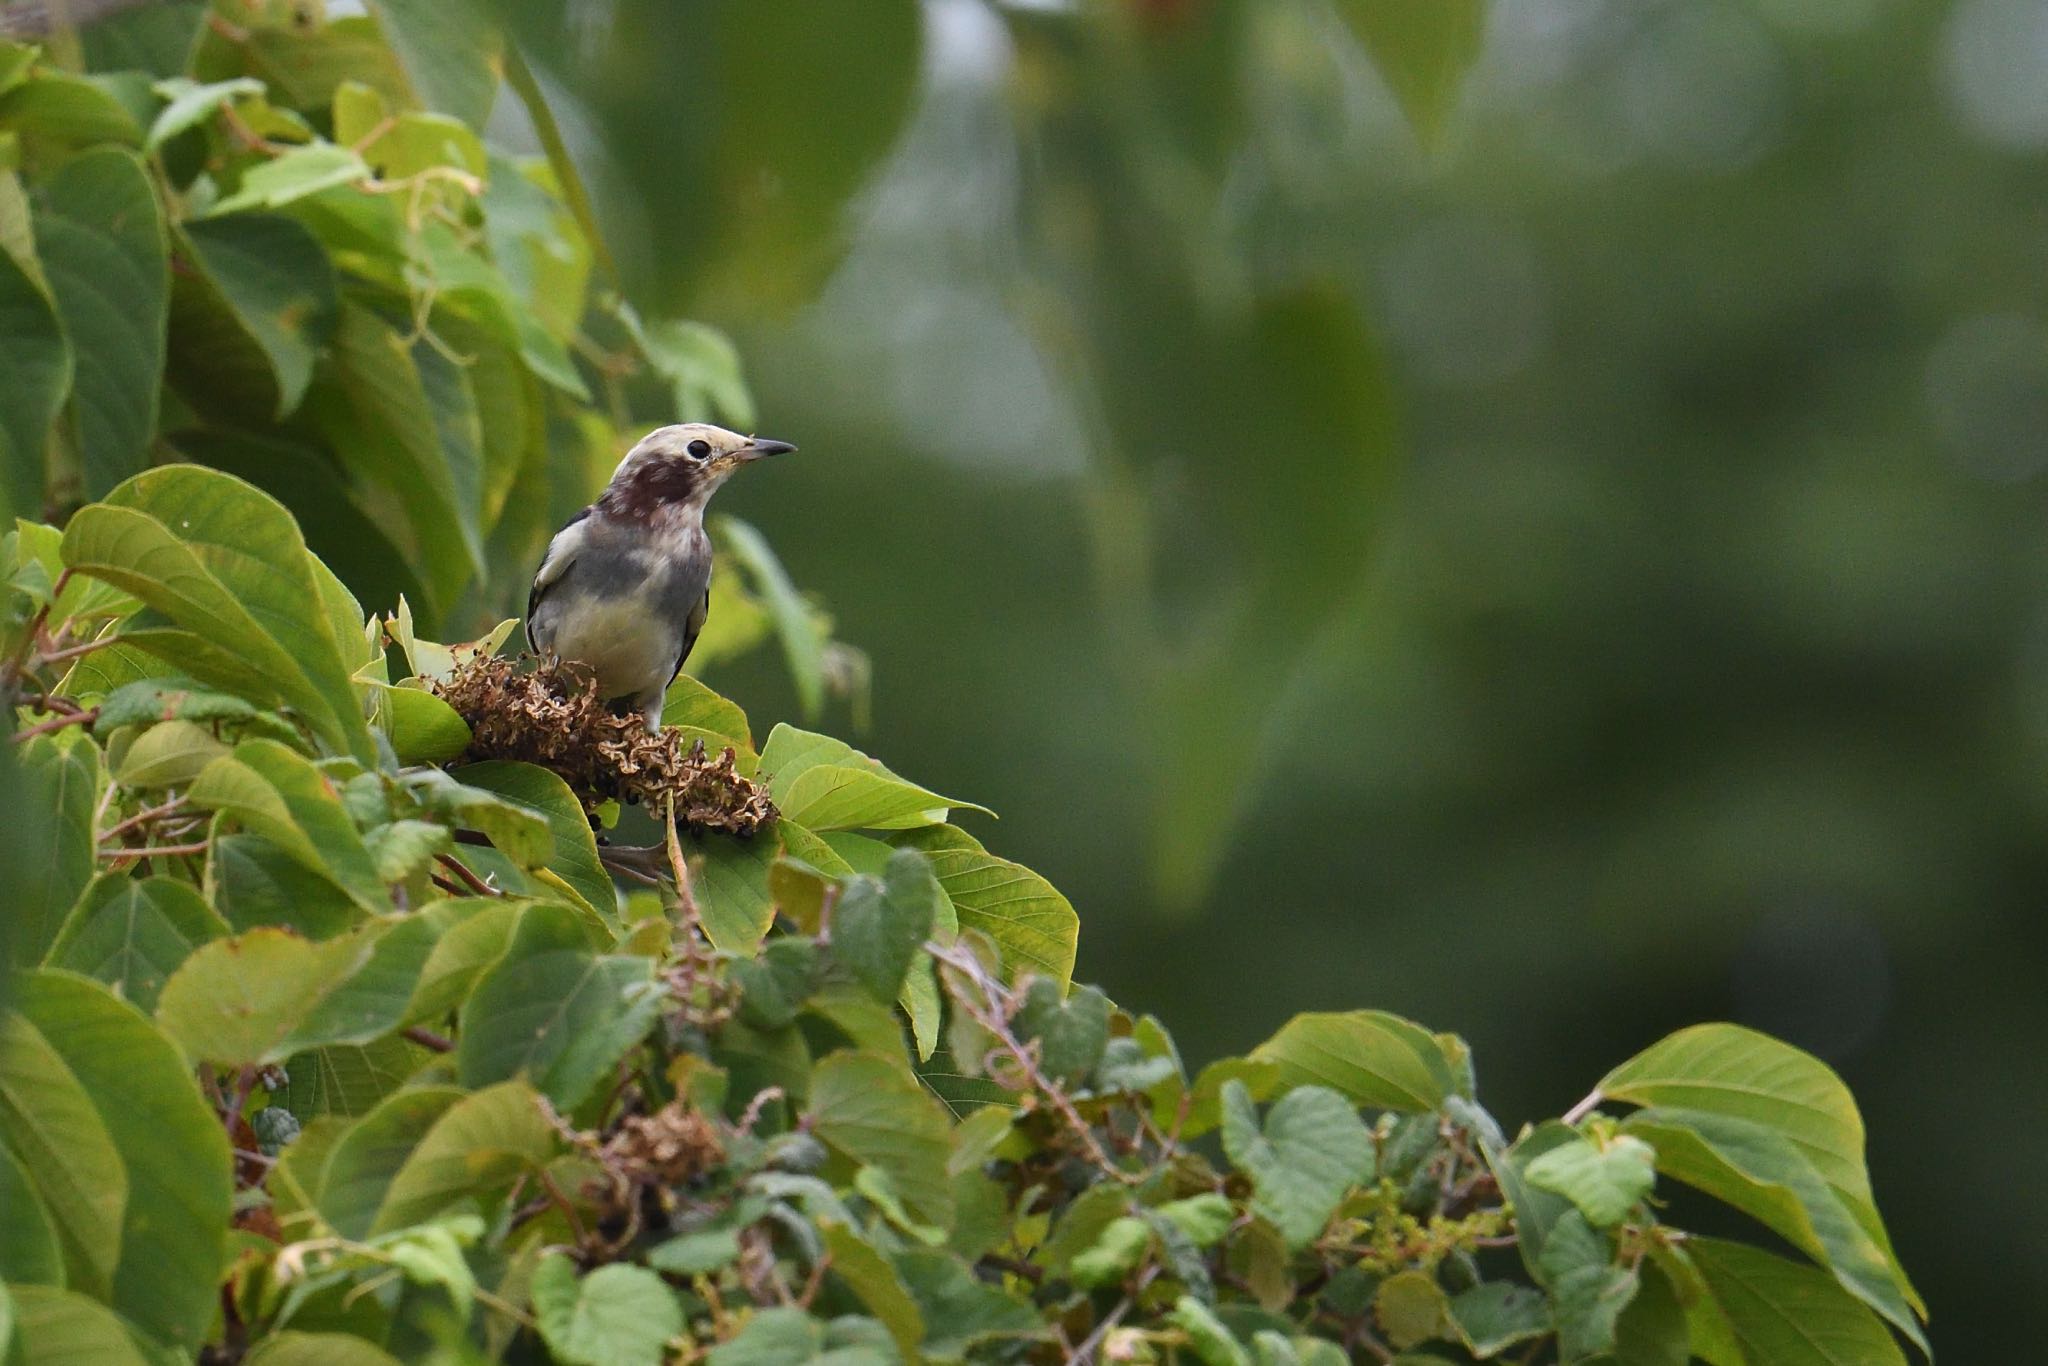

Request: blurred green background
left=489, top=0, right=2045, bottom=1349
left=453, top=0, right=2048, bottom=1352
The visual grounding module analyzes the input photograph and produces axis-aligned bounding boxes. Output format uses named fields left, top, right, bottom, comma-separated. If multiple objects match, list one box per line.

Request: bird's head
left=602, top=423, right=796, bottom=520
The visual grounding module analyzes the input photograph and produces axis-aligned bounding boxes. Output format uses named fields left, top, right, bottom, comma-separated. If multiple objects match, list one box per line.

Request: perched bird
left=526, top=423, right=795, bottom=730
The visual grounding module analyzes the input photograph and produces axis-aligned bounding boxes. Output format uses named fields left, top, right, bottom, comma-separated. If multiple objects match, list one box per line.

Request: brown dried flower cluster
left=432, top=653, right=777, bottom=835
left=597, top=1101, right=726, bottom=1191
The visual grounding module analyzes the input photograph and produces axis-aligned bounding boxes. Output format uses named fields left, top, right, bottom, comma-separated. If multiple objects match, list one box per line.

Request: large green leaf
left=1219, top=1079, right=1373, bottom=1248
left=893, top=827, right=1077, bottom=988
left=446, top=760, right=612, bottom=919
left=0, top=71, right=145, bottom=148
left=314, top=1084, right=464, bottom=1239
left=1682, top=1239, right=1908, bottom=1366
left=531, top=1255, right=683, bottom=1366
left=1599, top=1024, right=1918, bottom=1314
left=808, top=1050, right=955, bottom=1233
left=0, top=242, right=68, bottom=516
left=686, top=829, right=779, bottom=955
left=1621, top=1108, right=1926, bottom=1357
left=14, top=735, right=99, bottom=964
left=188, top=740, right=385, bottom=911
left=456, top=901, right=663, bottom=1108
left=819, top=1221, right=925, bottom=1355
left=1334, top=0, right=1488, bottom=146
left=2, top=1285, right=155, bottom=1366
left=61, top=465, right=377, bottom=761
left=208, top=832, right=362, bottom=938
left=154, top=919, right=437, bottom=1065
left=45, top=873, right=229, bottom=1012
left=403, top=768, right=554, bottom=868
left=762, top=722, right=990, bottom=831
left=371, top=1079, right=555, bottom=1233
left=0, top=1138, right=64, bottom=1285
left=15, top=971, right=231, bottom=1353
left=0, top=1010, right=126, bottom=1299
left=170, top=213, right=338, bottom=419
left=32, top=147, right=167, bottom=497
left=1249, top=1010, right=1455, bottom=1112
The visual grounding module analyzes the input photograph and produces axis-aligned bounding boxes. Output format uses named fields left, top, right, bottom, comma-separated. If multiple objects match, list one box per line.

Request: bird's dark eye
left=686, top=439, right=712, bottom=460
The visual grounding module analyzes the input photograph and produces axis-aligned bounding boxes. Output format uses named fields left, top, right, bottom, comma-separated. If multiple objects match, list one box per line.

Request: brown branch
left=402, top=1026, right=454, bottom=1054
left=434, top=852, right=500, bottom=897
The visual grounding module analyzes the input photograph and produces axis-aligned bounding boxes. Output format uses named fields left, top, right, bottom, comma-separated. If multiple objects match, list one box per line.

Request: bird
left=526, top=422, right=795, bottom=731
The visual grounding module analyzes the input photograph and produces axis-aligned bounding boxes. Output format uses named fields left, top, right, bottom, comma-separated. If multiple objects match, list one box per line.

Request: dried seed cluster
left=432, top=654, right=777, bottom=835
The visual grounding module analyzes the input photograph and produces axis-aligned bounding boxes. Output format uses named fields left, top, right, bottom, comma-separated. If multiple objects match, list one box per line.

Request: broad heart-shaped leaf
left=809, top=1051, right=956, bottom=1233
left=1219, top=1079, right=1373, bottom=1248
left=14, top=971, right=231, bottom=1353
left=3, top=1286, right=156, bottom=1366
left=1523, top=1132, right=1657, bottom=1228
left=531, top=1255, right=683, bottom=1366
left=62, top=465, right=377, bottom=761
left=369, top=1080, right=557, bottom=1235
left=456, top=901, right=664, bottom=1108
left=1620, top=1107, right=1927, bottom=1357
left=0, top=241, right=69, bottom=516
left=892, top=826, right=1077, bottom=988
left=1250, top=1010, right=1455, bottom=1112
left=170, top=213, right=338, bottom=420
left=1013, top=979, right=1110, bottom=1086
left=1333, top=0, right=1488, bottom=146
left=14, top=734, right=99, bottom=964
left=155, top=919, right=439, bottom=1065
left=1447, top=1282, right=1551, bottom=1357
left=1681, top=1238, right=1908, bottom=1366
left=32, top=146, right=167, bottom=496
left=762, top=722, right=993, bottom=829
left=189, top=740, right=386, bottom=911
left=1599, top=1023, right=1919, bottom=1315
left=1537, top=1212, right=1635, bottom=1362
left=683, top=829, right=778, bottom=955
left=363, top=0, right=503, bottom=130
left=446, top=761, right=613, bottom=921
left=45, top=873, right=230, bottom=1012
left=830, top=848, right=940, bottom=1003
left=0, top=1009, right=126, bottom=1299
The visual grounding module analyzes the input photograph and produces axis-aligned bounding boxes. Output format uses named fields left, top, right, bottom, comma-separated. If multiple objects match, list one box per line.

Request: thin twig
left=403, top=1026, right=454, bottom=1054
left=99, top=794, right=189, bottom=843
left=102, top=840, right=211, bottom=865
left=1561, top=1088, right=1604, bottom=1127
left=11, top=706, right=96, bottom=742
left=434, top=852, right=499, bottom=896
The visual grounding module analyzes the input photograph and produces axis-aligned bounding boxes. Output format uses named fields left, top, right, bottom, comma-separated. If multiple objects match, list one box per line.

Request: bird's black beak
left=742, top=437, right=796, bottom=460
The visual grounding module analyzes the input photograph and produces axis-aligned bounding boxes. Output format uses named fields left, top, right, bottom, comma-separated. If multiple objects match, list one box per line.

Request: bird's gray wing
left=671, top=588, right=710, bottom=683
left=525, top=507, right=591, bottom=652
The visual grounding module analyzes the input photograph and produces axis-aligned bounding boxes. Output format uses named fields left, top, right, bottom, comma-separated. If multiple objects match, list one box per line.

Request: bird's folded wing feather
left=526, top=508, right=592, bottom=648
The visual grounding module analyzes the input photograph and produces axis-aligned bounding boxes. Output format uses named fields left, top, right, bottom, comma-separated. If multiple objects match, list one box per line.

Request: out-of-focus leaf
left=146, top=75, right=264, bottom=149
left=531, top=1255, right=683, bottom=1366
left=208, top=832, right=362, bottom=938
left=0, top=1009, right=126, bottom=1298
left=212, top=142, right=372, bottom=215
left=14, top=971, right=231, bottom=1353
left=1250, top=1011, right=1455, bottom=1113
left=895, top=1246, right=1040, bottom=1356
left=830, top=849, right=940, bottom=1004
left=14, top=734, right=98, bottom=963
left=0, top=1138, right=63, bottom=1285
left=1012, top=979, right=1109, bottom=1086
left=1524, top=1132, right=1657, bottom=1228
left=371, top=1079, right=555, bottom=1233
left=61, top=465, right=378, bottom=761
left=1537, top=1212, right=1634, bottom=1362
left=1333, top=0, right=1488, bottom=146
left=714, top=515, right=827, bottom=719
left=313, top=1084, right=464, bottom=1238
left=243, top=1332, right=405, bottom=1366
left=1220, top=1080, right=1373, bottom=1248
left=808, top=1050, right=955, bottom=1233
left=1683, top=1238, right=1908, bottom=1366
left=115, top=717, right=229, bottom=788
left=189, top=739, right=385, bottom=910
left=45, top=873, right=228, bottom=1012
left=0, top=71, right=145, bottom=147
left=0, top=242, right=68, bottom=516
left=363, top=0, right=502, bottom=131
left=1, top=1286, right=154, bottom=1366
left=32, top=147, right=166, bottom=496
left=170, top=213, right=337, bottom=419
left=456, top=900, right=663, bottom=1107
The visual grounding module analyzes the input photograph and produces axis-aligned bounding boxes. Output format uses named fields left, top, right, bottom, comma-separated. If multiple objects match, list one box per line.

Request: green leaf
left=809, top=1051, right=955, bottom=1233
left=114, top=717, right=229, bottom=788
left=704, top=1308, right=830, bottom=1366
left=1333, top=0, right=1488, bottom=147
left=1158, top=1192, right=1236, bottom=1248
left=61, top=464, right=378, bottom=761
left=686, top=829, right=779, bottom=955
left=93, top=677, right=274, bottom=734
left=446, top=761, right=612, bottom=919
left=831, top=849, right=940, bottom=1003
left=14, top=971, right=231, bottom=1352
left=1609, top=1257, right=1689, bottom=1366
left=146, top=75, right=264, bottom=149
left=647, top=1227, right=743, bottom=1276
left=894, top=1247, right=1040, bottom=1357
left=314, top=1084, right=464, bottom=1239
left=1250, top=1010, right=1454, bottom=1112
left=403, top=767, right=554, bottom=867
left=0, top=72, right=145, bottom=147
left=363, top=0, right=503, bottom=131
left=32, top=147, right=167, bottom=497
left=243, top=1332, right=405, bottom=1365
left=273, top=1034, right=431, bottom=1121
left=1620, top=1107, right=1927, bottom=1356
left=14, top=735, right=98, bottom=964
left=1536, top=1212, right=1634, bottom=1363
left=764, top=724, right=991, bottom=832
left=1168, top=1293, right=1250, bottom=1366
left=530, top=1254, right=683, bottom=1366
left=1219, top=1080, right=1373, bottom=1248
left=372, top=1079, right=556, bottom=1233
left=172, top=213, right=338, bottom=419
left=213, top=142, right=372, bottom=215
left=1446, top=1281, right=1550, bottom=1357
left=715, top=517, right=824, bottom=720
left=189, top=740, right=385, bottom=911
left=661, top=673, right=754, bottom=755
left=209, top=833, right=362, bottom=938
left=1684, top=1238, right=1908, bottom=1366
left=893, top=828, right=1077, bottom=988
left=0, top=1009, right=126, bottom=1298
left=1, top=1286, right=154, bottom=1366
left=1374, top=1271, right=1450, bottom=1351
left=1012, top=979, right=1109, bottom=1085
left=456, top=901, right=663, bottom=1108
left=45, top=873, right=228, bottom=1012
left=1487, top=1120, right=1585, bottom=1286
left=0, top=239, right=68, bottom=517
left=0, top=1138, right=64, bottom=1284
left=820, top=1222, right=925, bottom=1356
left=1599, top=1024, right=1919, bottom=1314
left=402, top=897, right=521, bottom=1024
left=1523, top=1132, right=1657, bottom=1229
left=154, top=919, right=435, bottom=1065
